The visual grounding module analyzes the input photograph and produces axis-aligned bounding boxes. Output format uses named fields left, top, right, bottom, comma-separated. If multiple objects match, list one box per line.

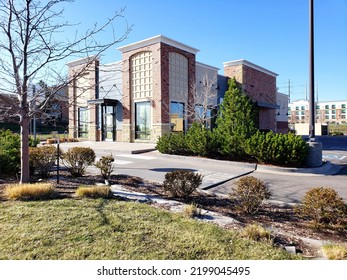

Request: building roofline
left=66, top=56, right=98, bottom=67
left=223, top=59, right=278, bottom=77
left=117, top=35, right=200, bottom=54
left=196, top=61, right=220, bottom=71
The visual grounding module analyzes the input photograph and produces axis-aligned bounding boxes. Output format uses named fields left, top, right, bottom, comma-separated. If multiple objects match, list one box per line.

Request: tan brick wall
left=67, top=59, right=99, bottom=140
left=120, top=42, right=196, bottom=142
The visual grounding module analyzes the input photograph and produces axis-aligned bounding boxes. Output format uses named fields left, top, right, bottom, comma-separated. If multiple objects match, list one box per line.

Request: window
left=332, top=115, right=336, bottom=119
left=316, top=105, right=320, bottom=110
left=342, top=104, right=346, bottom=109
left=131, top=52, right=153, bottom=99
left=342, top=109, right=346, bottom=114
left=135, top=102, right=151, bottom=139
left=325, top=105, right=329, bottom=109
left=325, top=110, right=330, bottom=114
left=341, top=115, right=346, bottom=119
left=170, top=101, right=185, bottom=132
left=332, top=104, right=336, bottom=109
left=78, top=107, right=88, bottom=138
left=301, top=106, right=305, bottom=110
left=295, top=106, right=299, bottom=110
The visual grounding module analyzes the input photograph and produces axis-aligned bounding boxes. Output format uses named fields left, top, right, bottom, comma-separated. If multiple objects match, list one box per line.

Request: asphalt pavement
left=58, top=136, right=347, bottom=204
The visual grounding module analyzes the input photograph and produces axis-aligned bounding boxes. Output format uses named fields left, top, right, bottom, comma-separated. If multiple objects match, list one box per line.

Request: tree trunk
left=20, top=115, right=30, bottom=183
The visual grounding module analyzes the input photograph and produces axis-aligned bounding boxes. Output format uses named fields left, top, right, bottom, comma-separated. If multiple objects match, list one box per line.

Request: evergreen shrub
left=245, top=131, right=309, bottom=167
left=95, top=155, right=114, bottom=180
left=0, top=129, right=20, bottom=175
left=162, top=170, right=203, bottom=199
left=156, top=133, right=188, bottom=155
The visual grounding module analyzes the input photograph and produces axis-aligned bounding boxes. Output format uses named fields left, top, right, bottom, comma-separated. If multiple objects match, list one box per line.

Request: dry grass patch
left=75, top=185, right=110, bottom=198
left=322, top=243, right=347, bottom=260
left=241, top=224, right=272, bottom=242
left=4, top=183, right=55, bottom=200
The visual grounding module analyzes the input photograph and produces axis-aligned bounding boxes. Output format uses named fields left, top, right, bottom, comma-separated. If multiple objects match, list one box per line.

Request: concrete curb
left=152, top=151, right=258, bottom=169
left=256, top=161, right=342, bottom=175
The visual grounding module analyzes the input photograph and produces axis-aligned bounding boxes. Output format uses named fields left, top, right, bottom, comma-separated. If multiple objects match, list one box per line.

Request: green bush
left=62, top=147, right=95, bottom=177
left=95, top=155, right=114, bottom=180
left=296, top=187, right=347, bottom=228
left=0, top=129, right=20, bottom=175
left=185, top=122, right=211, bottom=157
left=29, top=136, right=41, bottom=147
left=162, top=170, right=203, bottom=199
left=156, top=133, right=188, bottom=155
left=230, top=176, right=271, bottom=215
left=245, top=131, right=309, bottom=167
left=29, top=145, right=57, bottom=178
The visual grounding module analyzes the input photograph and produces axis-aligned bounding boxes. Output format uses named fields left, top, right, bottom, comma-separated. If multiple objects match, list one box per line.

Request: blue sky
left=62, top=0, right=347, bottom=102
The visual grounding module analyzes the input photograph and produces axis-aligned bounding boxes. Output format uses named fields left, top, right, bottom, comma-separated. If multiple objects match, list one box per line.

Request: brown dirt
left=1, top=172, right=346, bottom=259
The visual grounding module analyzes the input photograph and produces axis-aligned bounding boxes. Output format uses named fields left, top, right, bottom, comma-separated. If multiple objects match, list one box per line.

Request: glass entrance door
left=103, top=105, right=116, bottom=141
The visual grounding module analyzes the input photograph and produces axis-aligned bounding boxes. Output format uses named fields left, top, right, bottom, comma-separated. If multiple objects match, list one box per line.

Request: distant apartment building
left=288, top=99, right=347, bottom=135
left=67, top=35, right=285, bottom=143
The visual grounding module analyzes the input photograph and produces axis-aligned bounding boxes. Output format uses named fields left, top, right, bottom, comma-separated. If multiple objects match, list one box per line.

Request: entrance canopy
left=87, top=98, right=119, bottom=106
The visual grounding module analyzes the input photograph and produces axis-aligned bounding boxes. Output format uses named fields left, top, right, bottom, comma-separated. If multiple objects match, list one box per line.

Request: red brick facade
left=224, top=60, right=278, bottom=131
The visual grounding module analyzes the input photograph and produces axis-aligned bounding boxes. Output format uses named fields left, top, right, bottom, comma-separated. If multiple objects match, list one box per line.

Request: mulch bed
left=1, top=172, right=346, bottom=259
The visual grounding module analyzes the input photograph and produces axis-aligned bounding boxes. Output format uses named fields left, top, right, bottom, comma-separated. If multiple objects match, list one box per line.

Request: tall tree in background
left=0, top=0, right=131, bottom=182
left=214, top=77, right=258, bottom=159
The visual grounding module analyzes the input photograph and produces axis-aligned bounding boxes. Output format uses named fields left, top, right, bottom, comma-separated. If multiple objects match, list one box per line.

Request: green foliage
left=29, top=145, right=57, bottom=178
left=213, top=77, right=258, bottom=159
left=230, top=176, right=271, bottom=215
left=29, top=136, right=40, bottom=147
left=185, top=122, right=210, bottom=156
left=156, top=133, right=188, bottom=155
left=245, top=131, right=309, bottom=167
left=0, top=129, right=20, bottom=175
left=296, top=187, right=347, bottom=228
left=94, top=155, right=114, bottom=180
left=62, top=147, right=96, bottom=177
left=162, top=170, right=203, bottom=199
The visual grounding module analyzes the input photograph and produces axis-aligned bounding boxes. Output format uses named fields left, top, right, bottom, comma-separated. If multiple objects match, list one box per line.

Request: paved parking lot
left=59, top=136, right=347, bottom=204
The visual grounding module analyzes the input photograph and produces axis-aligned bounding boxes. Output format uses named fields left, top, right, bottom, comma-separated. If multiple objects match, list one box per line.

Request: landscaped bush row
left=156, top=127, right=309, bottom=167
left=156, top=77, right=309, bottom=167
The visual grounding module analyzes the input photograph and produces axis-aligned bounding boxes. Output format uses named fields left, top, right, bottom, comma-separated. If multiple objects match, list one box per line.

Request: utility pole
left=309, top=0, right=315, bottom=141
left=288, top=79, right=291, bottom=102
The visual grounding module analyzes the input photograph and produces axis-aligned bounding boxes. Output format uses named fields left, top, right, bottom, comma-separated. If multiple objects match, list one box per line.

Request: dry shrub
left=75, top=185, right=110, bottom=198
left=322, top=244, right=347, bottom=260
left=230, top=176, right=271, bottom=215
left=182, top=204, right=201, bottom=218
left=95, top=155, right=114, bottom=180
left=29, top=145, right=57, bottom=178
left=296, top=187, right=347, bottom=228
left=162, top=170, right=203, bottom=199
left=4, top=183, right=55, bottom=200
left=62, top=147, right=96, bottom=177
left=241, top=224, right=272, bottom=242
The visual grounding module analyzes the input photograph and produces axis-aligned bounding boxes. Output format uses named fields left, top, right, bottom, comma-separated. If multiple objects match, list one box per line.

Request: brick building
left=67, top=35, right=285, bottom=143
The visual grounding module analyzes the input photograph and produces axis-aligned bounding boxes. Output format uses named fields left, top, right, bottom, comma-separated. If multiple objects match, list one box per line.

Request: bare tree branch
left=0, top=0, right=131, bottom=182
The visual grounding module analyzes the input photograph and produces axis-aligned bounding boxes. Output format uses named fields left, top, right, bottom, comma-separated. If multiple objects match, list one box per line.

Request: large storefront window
left=135, top=102, right=151, bottom=139
left=170, top=101, right=185, bottom=132
left=78, top=107, right=88, bottom=138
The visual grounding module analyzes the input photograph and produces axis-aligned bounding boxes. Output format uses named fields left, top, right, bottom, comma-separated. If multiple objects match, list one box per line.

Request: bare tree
left=160, top=72, right=218, bottom=132
left=0, top=0, right=131, bottom=182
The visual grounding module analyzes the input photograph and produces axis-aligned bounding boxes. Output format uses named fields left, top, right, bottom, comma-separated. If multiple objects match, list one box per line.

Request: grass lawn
left=0, top=198, right=299, bottom=260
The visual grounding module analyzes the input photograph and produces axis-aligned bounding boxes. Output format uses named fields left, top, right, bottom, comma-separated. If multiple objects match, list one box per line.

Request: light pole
left=309, top=0, right=315, bottom=141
